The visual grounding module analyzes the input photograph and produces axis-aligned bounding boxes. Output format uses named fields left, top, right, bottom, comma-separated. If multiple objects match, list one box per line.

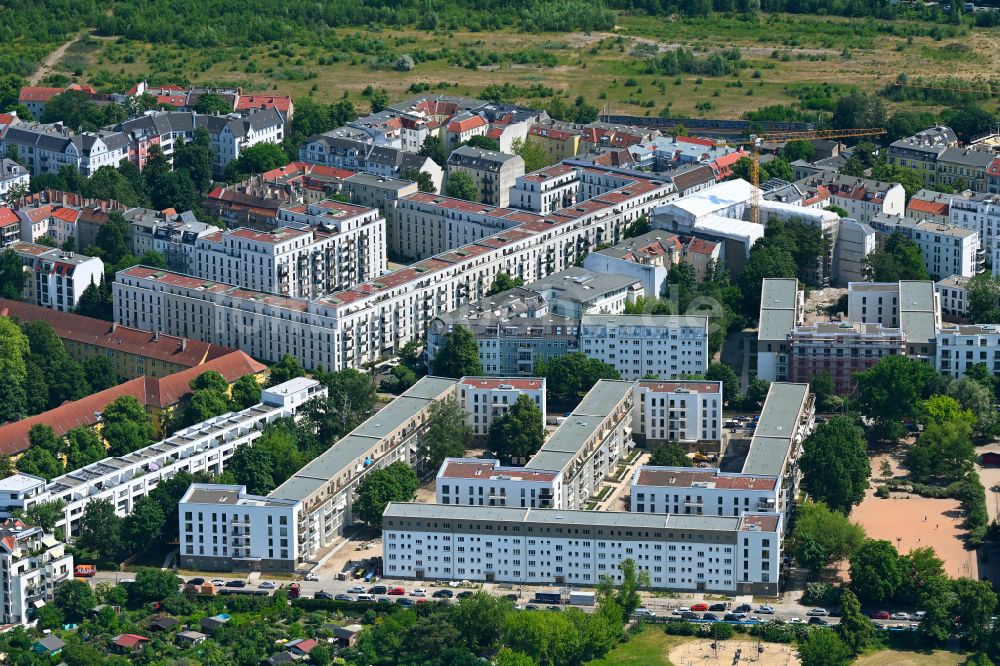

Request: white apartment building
left=509, top=164, right=579, bottom=214
left=848, top=282, right=902, bottom=327
left=630, top=467, right=780, bottom=517
left=869, top=214, right=982, bottom=280
left=382, top=503, right=783, bottom=594
left=580, top=315, right=709, bottom=380
left=757, top=278, right=804, bottom=382
left=192, top=200, right=386, bottom=299
left=936, top=275, right=971, bottom=319
left=16, top=203, right=80, bottom=246
left=179, top=484, right=301, bottom=573
left=524, top=380, right=635, bottom=510
left=11, top=243, right=104, bottom=312
left=937, top=323, right=1000, bottom=378
left=114, top=164, right=675, bottom=372
left=632, top=380, right=722, bottom=446
left=0, top=378, right=325, bottom=540
left=0, top=159, right=29, bottom=200
left=456, top=376, right=546, bottom=437
left=951, top=194, right=1000, bottom=269
left=0, top=124, right=130, bottom=177
left=436, top=459, right=562, bottom=509
left=0, top=519, right=73, bottom=626
left=795, top=173, right=906, bottom=224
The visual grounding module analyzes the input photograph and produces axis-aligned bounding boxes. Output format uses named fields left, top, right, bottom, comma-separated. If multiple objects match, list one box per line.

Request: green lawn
left=586, top=626, right=692, bottom=666
left=854, top=649, right=968, bottom=666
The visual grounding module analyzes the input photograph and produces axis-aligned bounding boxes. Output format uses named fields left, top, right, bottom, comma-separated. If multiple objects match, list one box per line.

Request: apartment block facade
left=10, top=242, right=104, bottom=312
left=579, top=314, right=709, bottom=380
left=0, top=520, right=73, bottom=626
left=632, top=380, right=723, bottom=447
left=456, top=377, right=546, bottom=438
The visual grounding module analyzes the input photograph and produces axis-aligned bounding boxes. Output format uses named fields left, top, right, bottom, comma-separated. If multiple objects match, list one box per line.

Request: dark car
left=395, top=597, right=416, bottom=606
left=525, top=604, right=541, bottom=611
left=829, top=608, right=843, bottom=617
left=432, top=589, right=454, bottom=599
left=708, top=603, right=727, bottom=612
left=187, top=578, right=205, bottom=586
left=378, top=597, right=392, bottom=604
left=703, top=613, right=720, bottom=621
left=504, top=593, right=519, bottom=601
left=681, top=611, right=701, bottom=620
left=369, top=585, right=388, bottom=595
left=547, top=605, right=562, bottom=612
left=225, top=580, right=246, bottom=588
left=314, top=591, right=334, bottom=599
left=734, top=604, right=752, bottom=613
left=334, top=594, right=352, bottom=602
left=724, top=613, right=746, bottom=622
left=808, top=617, right=830, bottom=626
left=457, top=591, right=475, bottom=599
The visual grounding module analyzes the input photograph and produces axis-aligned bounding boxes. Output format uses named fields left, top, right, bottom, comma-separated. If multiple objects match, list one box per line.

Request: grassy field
left=854, top=649, right=968, bottom=666
left=586, top=626, right=693, bottom=666
left=48, top=12, right=1000, bottom=119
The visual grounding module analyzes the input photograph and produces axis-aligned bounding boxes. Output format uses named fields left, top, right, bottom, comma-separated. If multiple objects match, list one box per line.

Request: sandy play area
left=844, top=455, right=977, bottom=580
left=669, top=639, right=800, bottom=666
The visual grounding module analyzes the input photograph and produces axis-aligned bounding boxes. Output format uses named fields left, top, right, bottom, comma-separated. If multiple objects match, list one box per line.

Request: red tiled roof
left=988, top=158, right=1000, bottom=178
left=0, top=208, right=17, bottom=227
left=440, top=460, right=558, bottom=482
left=447, top=115, right=486, bottom=133
left=677, top=136, right=715, bottom=147
left=529, top=125, right=577, bottom=141
left=0, top=113, right=16, bottom=127
left=485, top=128, right=504, bottom=140
left=50, top=207, right=79, bottom=223
left=288, top=638, right=318, bottom=654
left=143, top=351, right=266, bottom=409
left=458, top=377, right=544, bottom=391
left=114, top=634, right=150, bottom=650
left=18, top=87, right=64, bottom=103
left=907, top=198, right=949, bottom=216
left=156, top=95, right=187, bottom=107
left=235, top=95, right=292, bottom=112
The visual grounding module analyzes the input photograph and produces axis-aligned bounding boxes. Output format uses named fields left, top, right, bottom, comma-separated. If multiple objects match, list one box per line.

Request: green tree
left=624, top=216, right=651, bottom=238
left=65, top=427, right=107, bottom=470
left=16, top=499, right=66, bottom=532
left=28, top=423, right=62, bottom=454
left=0, top=316, right=28, bottom=422
left=705, top=362, right=740, bottom=404
left=917, top=575, right=957, bottom=644
left=800, top=416, right=870, bottom=513
left=267, top=353, right=305, bottom=387
left=353, top=461, right=419, bottom=527
left=855, top=354, right=940, bottom=441
left=193, top=93, right=232, bottom=114
left=536, top=352, right=620, bottom=405
left=742, top=377, right=770, bottom=411
left=186, top=387, right=232, bottom=425
left=76, top=499, right=123, bottom=561
left=230, top=375, right=262, bottom=410
left=446, top=171, right=479, bottom=201
left=101, top=395, right=154, bottom=456
left=739, top=244, right=797, bottom=318
left=227, top=442, right=276, bottom=495
left=836, top=588, right=874, bottom=653
left=93, top=211, right=131, bottom=266
left=596, top=558, right=651, bottom=617
left=223, top=142, right=289, bottom=182
left=419, top=136, right=447, bottom=166
left=35, top=602, right=64, bottom=630
left=791, top=501, right=866, bottom=575
left=849, top=539, right=903, bottom=606
left=948, top=376, right=998, bottom=437
left=648, top=443, right=692, bottom=467
left=784, top=140, right=816, bottom=162
left=369, top=89, right=390, bottom=113
left=54, top=579, right=97, bottom=623
left=488, top=394, right=545, bottom=463
left=899, top=546, right=946, bottom=607
left=82, top=356, right=119, bottom=392
left=422, top=396, right=473, bottom=470
left=511, top=137, right=552, bottom=172
left=905, top=418, right=975, bottom=482
left=173, top=127, right=214, bottom=192
left=798, top=628, right=853, bottom=666
left=810, top=371, right=835, bottom=412
left=966, top=273, right=1000, bottom=324
left=75, top=278, right=114, bottom=321
left=953, top=578, right=998, bottom=649
left=401, top=168, right=436, bottom=193
left=122, top=495, right=166, bottom=554
left=129, top=568, right=182, bottom=604
left=465, top=135, right=500, bottom=151
left=863, top=232, right=929, bottom=282
left=487, top=273, right=524, bottom=295
left=16, top=446, right=63, bottom=481
left=432, top=325, right=483, bottom=378
left=0, top=248, right=26, bottom=300
left=832, top=90, right=886, bottom=131
left=451, top=592, right=512, bottom=655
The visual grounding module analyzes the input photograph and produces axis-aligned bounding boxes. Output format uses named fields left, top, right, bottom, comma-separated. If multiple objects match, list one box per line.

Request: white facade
left=509, top=164, right=579, bottom=214
left=0, top=379, right=325, bottom=540
left=0, top=520, right=73, bottom=626
left=0, top=124, right=129, bottom=177
left=179, top=484, right=301, bottom=573
left=456, top=377, right=546, bottom=437
left=580, top=314, right=709, bottom=380
left=436, top=459, right=562, bottom=509
left=937, top=324, right=1000, bottom=378
left=848, top=282, right=901, bottom=327
left=630, top=467, right=780, bottom=517
left=795, top=173, right=906, bottom=225
left=870, top=214, right=982, bottom=280
left=11, top=243, right=104, bottom=312
left=936, top=275, right=970, bottom=319
left=0, top=159, right=29, bottom=200
left=951, top=194, right=1000, bottom=269
left=632, top=380, right=722, bottom=445
left=382, top=503, right=782, bottom=594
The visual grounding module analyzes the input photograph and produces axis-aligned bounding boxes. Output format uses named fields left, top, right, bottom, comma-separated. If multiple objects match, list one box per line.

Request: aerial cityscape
left=0, top=1, right=999, bottom=664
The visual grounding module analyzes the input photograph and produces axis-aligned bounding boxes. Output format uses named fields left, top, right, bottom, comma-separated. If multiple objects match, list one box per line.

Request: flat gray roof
left=758, top=278, right=799, bottom=342
left=741, top=382, right=810, bottom=476
left=383, top=502, right=760, bottom=531
left=580, top=314, right=708, bottom=330
left=899, top=280, right=938, bottom=344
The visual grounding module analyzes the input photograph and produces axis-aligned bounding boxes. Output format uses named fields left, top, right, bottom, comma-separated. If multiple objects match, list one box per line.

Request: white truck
left=569, top=591, right=596, bottom=606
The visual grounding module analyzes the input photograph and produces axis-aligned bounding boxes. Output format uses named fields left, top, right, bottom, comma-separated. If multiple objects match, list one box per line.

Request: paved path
left=30, top=33, right=83, bottom=86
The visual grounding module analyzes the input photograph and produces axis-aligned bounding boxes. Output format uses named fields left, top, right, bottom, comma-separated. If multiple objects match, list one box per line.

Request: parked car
left=369, top=585, right=388, bottom=595
left=410, top=588, right=427, bottom=597
left=187, top=578, right=205, bottom=586
left=709, top=603, right=728, bottom=612
left=703, top=612, right=720, bottom=621
left=870, top=611, right=890, bottom=620
left=225, top=580, right=246, bottom=588
left=755, top=605, right=775, bottom=614
left=690, top=603, right=709, bottom=612
left=258, top=581, right=277, bottom=590
left=734, top=603, right=752, bottom=613
left=314, top=591, right=334, bottom=600
left=890, top=612, right=910, bottom=620
left=356, top=593, right=375, bottom=602
left=388, top=587, right=405, bottom=596
left=807, top=608, right=829, bottom=616
left=912, top=611, right=926, bottom=620
left=873, top=622, right=886, bottom=629
left=395, top=597, right=415, bottom=606
left=671, top=607, right=690, bottom=615
left=828, top=608, right=843, bottom=617
left=525, top=604, right=541, bottom=611
left=432, top=589, right=454, bottom=599
left=457, top=591, right=475, bottom=599
left=789, top=618, right=805, bottom=624
left=334, top=594, right=352, bottom=602
left=723, top=613, right=745, bottom=622
left=210, top=579, right=225, bottom=586
left=304, top=573, right=319, bottom=582
left=377, top=597, right=392, bottom=604
left=808, top=617, right=830, bottom=626
left=681, top=611, right=701, bottom=620
left=348, top=585, right=366, bottom=594
left=633, top=608, right=657, bottom=617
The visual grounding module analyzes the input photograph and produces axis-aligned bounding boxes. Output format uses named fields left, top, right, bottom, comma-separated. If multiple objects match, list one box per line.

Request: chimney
left=181, top=338, right=187, bottom=351
left=111, top=322, right=117, bottom=332
left=153, top=330, right=160, bottom=341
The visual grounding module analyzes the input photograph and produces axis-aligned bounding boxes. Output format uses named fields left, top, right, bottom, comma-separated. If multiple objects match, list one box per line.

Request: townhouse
left=15, top=203, right=80, bottom=246
left=0, top=159, right=29, bottom=200
left=631, top=380, right=722, bottom=447
left=526, top=124, right=581, bottom=162
left=906, top=189, right=953, bottom=226
left=579, top=314, right=709, bottom=380
left=18, top=84, right=98, bottom=120
left=9, top=243, right=104, bottom=312
left=936, top=147, right=996, bottom=192
left=869, top=213, right=982, bottom=279
left=0, top=378, right=324, bottom=540
left=115, top=164, right=674, bottom=372
left=123, top=207, right=217, bottom=274
left=887, top=126, right=958, bottom=187
left=0, top=123, right=130, bottom=177
left=794, top=173, right=905, bottom=224
left=446, top=146, right=525, bottom=207
left=455, top=376, right=546, bottom=438
left=299, top=131, right=442, bottom=192
left=0, top=519, right=73, bottom=626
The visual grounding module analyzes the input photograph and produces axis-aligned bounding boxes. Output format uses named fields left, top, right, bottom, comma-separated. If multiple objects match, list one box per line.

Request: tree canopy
left=790, top=501, right=866, bottom=575
left=445, top=171, right=479, bottom=201
left=353, top=461, right=420, bottom=527
left=421, top=397, right=472, bottom=470
left=488, top=394, right=545, bottom=464
left=432, top=325, right=483, bottom=378
left=535, top=352, right=620, bottom=406
left=799, top=415, right=870, bottom=513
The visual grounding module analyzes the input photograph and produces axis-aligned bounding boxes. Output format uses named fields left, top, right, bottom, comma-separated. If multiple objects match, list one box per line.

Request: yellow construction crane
left=746, top=127, right=888, bottom=225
